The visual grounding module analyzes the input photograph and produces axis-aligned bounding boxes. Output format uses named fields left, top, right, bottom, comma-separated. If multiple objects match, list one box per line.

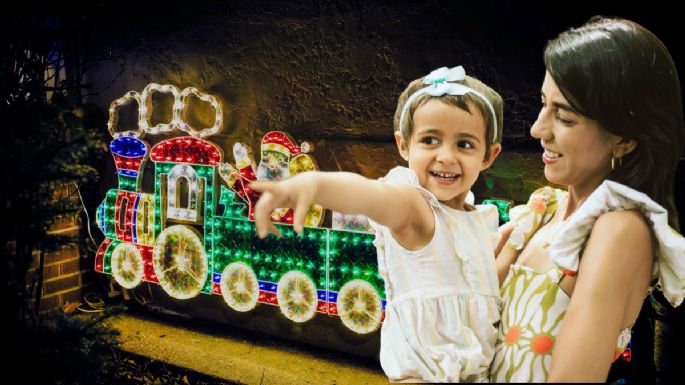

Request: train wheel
left=276, top=271, right=318, bottom=323
left=111, top=243, right=144, bottom=289
left=220, top=262, right=259, bottom=312
left=152, top=225, right=207, bottom=299
left=336, top=279, right=382, bottom=334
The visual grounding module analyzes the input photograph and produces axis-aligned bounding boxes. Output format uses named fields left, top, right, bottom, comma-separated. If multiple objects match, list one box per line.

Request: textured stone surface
left=85, top=1, right=545, bottom=199
left=486, top=151, right=554, bottom=204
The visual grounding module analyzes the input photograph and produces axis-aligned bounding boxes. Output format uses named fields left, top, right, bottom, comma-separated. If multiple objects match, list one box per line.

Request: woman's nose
left=530, top=109, right=552, bottom=140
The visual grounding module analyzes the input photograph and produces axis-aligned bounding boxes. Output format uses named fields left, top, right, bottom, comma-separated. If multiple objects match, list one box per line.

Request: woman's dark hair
left=545, top=17, right=684, bottom=230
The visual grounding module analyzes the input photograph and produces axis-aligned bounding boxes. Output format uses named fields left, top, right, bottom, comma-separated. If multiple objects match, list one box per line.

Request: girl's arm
left=250, top=171, right=433, bottom=245
left=548, top=210, right=654, bottom=382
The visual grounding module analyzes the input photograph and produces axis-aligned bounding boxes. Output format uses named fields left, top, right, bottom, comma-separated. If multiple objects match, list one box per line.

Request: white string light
left=108, top=84, right=224, bottom=139
left=107, top=91, right=145, bottom=138
left=140, top=83, right=182, bottom=135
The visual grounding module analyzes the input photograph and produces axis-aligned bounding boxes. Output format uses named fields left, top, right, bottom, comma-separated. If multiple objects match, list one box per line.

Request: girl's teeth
left=432, top=172, right=457, bottom=179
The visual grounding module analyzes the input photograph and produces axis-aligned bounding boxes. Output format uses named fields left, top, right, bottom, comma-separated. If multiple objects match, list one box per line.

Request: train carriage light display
left=277, top=270, right=319, bottom=323
left=481, top=198, right=514, bottom=224
left=220, top=262, right=260, bottom=312
left=336, top=279, right=382, bottom=333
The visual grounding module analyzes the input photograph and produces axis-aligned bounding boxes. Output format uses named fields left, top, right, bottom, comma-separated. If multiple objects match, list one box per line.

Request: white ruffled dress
left=371, top=167, right=502, bottom=383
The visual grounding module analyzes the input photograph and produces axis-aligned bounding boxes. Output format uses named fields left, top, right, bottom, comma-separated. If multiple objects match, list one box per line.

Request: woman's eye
left=555, top=113, right=574, bottom=125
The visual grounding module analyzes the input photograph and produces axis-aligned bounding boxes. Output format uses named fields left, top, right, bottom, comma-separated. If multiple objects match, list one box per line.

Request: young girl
left=251, top=66, right=504, bottom=382
left=490, top=17, right=685, bottom=382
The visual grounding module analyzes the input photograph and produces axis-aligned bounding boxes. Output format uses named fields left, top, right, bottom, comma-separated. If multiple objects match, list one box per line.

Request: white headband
left=398, top=66, right=498, bottom=144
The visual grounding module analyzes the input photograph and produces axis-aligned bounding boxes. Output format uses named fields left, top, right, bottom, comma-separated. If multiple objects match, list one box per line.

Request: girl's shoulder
left=381, top=166, right=419, bottom=185
left=472, top=203, right=499, bottom=232
left=381, top=166, right=440, bottom=207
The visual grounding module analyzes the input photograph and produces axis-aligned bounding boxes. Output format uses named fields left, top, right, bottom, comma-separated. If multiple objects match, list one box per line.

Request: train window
left=167, top=164, right=198, bottom=222
left=178, top=176, right=190, bottom=209
left=142, top=200, right=150, bottom=234
left=119, top=197, right=128, bottom=232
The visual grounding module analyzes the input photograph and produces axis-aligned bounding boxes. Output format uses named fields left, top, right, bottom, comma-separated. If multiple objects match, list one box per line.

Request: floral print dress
left=490, top=181, right=685, bottom=382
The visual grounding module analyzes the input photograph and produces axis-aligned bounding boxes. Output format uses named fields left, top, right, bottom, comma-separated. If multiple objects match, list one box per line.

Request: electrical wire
left=73, top=181, right=97, bottom=247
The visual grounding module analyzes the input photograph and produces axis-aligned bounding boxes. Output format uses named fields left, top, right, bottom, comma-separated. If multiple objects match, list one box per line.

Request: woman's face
left=531, top=72, right=621, bottom=193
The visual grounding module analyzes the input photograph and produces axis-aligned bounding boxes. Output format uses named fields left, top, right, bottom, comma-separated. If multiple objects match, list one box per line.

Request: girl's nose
left=436, top=145, right=458, bottom=164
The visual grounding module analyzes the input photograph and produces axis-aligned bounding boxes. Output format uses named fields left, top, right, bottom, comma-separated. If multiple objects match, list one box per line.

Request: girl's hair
left=393, top=75, right=504, bottom=159
left=545, top=17, right=684, bottom=230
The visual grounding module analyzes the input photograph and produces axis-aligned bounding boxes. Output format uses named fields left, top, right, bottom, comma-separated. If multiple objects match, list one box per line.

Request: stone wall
left=84, top=1, right=549, bottom=204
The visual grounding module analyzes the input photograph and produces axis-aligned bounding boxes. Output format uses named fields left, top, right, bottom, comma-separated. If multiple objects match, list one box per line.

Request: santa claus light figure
left=220, top=131, right=323, bottom=227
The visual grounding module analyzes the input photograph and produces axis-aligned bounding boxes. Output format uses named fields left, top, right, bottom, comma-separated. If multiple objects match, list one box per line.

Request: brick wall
left=25, top=184, right=96, bottom=313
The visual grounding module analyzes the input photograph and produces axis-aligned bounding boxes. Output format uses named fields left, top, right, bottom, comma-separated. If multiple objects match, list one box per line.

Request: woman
left=490, top=17, right=685, bottom=382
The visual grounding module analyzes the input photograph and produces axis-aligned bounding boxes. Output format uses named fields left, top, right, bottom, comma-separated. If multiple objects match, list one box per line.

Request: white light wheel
left=220, top=262, right=260, bottom=312
left=337, top=279, right=382, bottom=334
left=111, top=243, right=144, bottom=289
left=277, top=271, right=318, bottom=323
left=153, top=225, right=207, bottom=299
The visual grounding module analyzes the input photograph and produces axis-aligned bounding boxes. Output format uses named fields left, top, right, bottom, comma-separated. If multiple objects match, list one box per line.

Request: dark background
left=4, top=0, right=683, bottom=374
left=49, top=0, right=680, bottom=208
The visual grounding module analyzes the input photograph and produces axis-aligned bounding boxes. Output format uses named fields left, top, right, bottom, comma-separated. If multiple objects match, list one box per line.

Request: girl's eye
left=421, top=137, right=439, bottom=145
left=458, top=141, right=474, bottom=149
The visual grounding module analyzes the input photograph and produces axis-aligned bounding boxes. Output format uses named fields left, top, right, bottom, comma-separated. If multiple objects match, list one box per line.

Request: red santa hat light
left=261, top=131, right=311, bottom=158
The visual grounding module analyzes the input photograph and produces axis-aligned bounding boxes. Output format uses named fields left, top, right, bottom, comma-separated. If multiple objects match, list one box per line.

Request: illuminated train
left=94, top=84, right=386, bottom=334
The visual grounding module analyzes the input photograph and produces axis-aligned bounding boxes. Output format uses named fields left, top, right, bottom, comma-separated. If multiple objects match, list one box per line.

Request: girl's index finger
left=247, top=180, right=269, bottom=192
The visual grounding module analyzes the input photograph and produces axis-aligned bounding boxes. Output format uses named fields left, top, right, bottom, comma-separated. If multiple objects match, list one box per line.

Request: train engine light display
left=95, top=84, right=387, bottom=336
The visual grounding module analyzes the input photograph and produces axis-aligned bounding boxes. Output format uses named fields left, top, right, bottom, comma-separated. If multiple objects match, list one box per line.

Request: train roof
left=150, top=136, right=222, bottom=166
left=111, top=136, right=148, bottom=158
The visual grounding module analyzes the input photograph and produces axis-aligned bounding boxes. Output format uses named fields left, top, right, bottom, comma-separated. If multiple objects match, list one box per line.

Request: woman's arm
left=251, top=171, right=433, bottom=246
left=495, top=223, right=516, bottom=285
left=548, top=210, right=654, bottom=382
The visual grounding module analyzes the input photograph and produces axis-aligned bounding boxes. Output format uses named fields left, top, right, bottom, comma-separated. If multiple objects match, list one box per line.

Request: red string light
left=150, top=136, right=222, bottom=165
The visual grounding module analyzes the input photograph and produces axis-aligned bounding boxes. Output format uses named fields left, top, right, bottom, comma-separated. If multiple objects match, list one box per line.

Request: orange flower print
left=529, top=197, right=546, bottom=214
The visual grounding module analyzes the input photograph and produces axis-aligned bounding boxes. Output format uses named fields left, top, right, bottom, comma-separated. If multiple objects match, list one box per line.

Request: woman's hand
left=495, top=222, right=517, bottom=285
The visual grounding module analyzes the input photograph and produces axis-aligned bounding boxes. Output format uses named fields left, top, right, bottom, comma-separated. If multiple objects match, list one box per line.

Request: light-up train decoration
left=95, top=84, right=385, bottom=334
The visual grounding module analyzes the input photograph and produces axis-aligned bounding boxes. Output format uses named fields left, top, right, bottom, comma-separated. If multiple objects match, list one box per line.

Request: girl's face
left=397, top=99, right=500, bottom=210
left=531, top=72, right=621, bottom=193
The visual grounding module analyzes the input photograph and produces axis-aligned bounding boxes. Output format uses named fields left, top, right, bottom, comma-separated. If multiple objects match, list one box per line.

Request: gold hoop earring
left=611, top=156, right=623, bottom=170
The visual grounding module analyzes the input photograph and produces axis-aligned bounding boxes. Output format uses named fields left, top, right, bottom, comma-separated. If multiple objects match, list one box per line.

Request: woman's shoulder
left=550, top=181, right=685, bottom=307
left=586, top=210, right=654, bottom=262
left=550, top=182, right=654, bottom=267
left=592, top=209, right=651, bottom=235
